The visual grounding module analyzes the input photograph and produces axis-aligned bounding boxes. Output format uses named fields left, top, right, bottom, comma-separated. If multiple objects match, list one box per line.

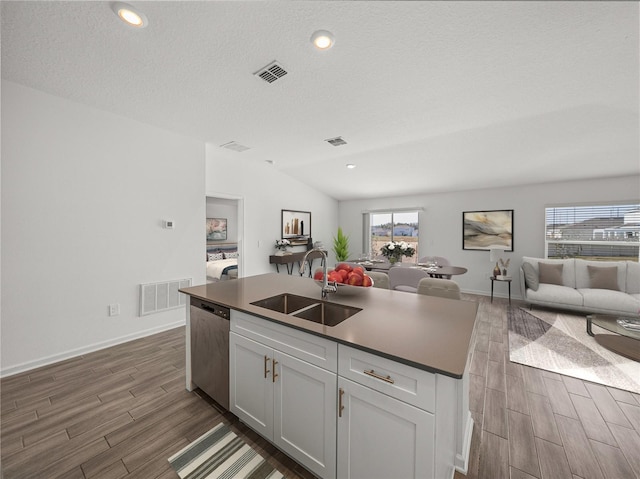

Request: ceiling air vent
left=220, top=141, right=250, bottom=152
left=254, top=61, right=288, bottom=84
left=325, top=137, right=347, bottom=147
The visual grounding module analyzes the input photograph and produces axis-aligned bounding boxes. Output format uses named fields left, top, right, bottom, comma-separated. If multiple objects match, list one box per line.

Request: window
left=545, top=203, right=639, bottom=261
left=365, top=210, right=420, bottom=263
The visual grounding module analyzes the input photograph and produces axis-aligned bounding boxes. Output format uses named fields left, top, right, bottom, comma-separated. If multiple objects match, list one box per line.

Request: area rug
left=508, top=307, right=640, bottom=394
left=168, top=423, right=285, bottom=479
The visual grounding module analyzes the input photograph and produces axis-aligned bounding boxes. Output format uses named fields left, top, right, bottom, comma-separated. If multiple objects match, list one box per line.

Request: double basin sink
left=251, top=293, right=361, bottom=327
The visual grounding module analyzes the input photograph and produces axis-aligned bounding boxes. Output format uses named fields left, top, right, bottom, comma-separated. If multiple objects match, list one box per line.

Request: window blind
left=545, top=203, right=639, bottom=261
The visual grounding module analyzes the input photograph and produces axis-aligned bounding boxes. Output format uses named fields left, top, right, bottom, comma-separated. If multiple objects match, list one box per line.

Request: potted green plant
left=333, top=227, right=350, bottom=262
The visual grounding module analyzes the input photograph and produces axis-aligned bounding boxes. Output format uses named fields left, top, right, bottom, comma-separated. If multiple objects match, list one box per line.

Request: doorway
left=205, top=194, right=244, bottom=281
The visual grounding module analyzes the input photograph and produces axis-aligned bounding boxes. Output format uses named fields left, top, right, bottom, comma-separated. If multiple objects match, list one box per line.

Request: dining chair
left=418, top=256, right=452, bottom=279
left=417, top=277, right=461, bottom=300
left=388, top=267, right=430, bottom=293
left=367, top=271, right=390, bottom=289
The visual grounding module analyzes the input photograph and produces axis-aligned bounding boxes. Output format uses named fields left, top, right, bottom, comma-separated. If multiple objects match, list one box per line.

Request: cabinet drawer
left=338, top=344, right=435, bottom=412
left=231, top=310, right=337, bottom=372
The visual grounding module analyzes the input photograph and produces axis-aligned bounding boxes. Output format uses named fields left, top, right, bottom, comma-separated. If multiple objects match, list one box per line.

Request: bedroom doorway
left=205, top=194, right=244, bottom=282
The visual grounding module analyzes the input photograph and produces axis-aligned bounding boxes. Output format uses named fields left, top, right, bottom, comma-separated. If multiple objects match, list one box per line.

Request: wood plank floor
left=1, top=295, right=639, bottom=479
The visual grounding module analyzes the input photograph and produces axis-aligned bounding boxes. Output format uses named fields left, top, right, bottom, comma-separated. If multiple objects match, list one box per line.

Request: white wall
left=339, top=175, right=640, bottom=299
left=1, top=81, right=206, bottom=375
left=205, top=144, right=339, bottom=276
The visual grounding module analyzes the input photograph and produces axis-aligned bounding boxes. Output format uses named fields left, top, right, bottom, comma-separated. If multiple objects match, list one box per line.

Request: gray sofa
left=519, top=256, right=640, bottom=316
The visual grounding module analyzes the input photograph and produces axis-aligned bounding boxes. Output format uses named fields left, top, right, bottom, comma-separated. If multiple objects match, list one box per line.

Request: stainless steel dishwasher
left=190, top=297, right=230, bottom=410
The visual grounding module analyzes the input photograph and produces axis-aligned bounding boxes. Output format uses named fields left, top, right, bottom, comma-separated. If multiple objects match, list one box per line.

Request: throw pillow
left=587, top=265, right=620, bottom=291
left=224, top=251, right=238, bottom=259
left=207, top=252, right=224, bottom=261
left=538, top=262, right=564, bottom=286
left=522, top=262, right=539, bottom=291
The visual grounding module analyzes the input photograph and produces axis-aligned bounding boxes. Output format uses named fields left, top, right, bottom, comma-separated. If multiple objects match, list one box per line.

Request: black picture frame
left=462, top=209, right=514, bottom=251
left=281, top=210, right=311, bottom=240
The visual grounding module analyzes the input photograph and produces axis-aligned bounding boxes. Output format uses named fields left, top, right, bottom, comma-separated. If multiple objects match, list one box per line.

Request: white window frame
left=363, top=208, right=422, bottom=258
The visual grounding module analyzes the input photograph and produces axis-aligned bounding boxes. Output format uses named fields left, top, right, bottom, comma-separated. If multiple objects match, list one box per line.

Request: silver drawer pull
left=364, top=369, right=395, bottom=384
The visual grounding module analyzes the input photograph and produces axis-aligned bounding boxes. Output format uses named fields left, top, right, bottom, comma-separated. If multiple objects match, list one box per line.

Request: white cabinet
left=337, top=376, right=434, bottom=479
left=230, top=311, right=337, bottom=479
left=230, top=311, right=471, bottom=479
left=229, top=332, right=273, bottom=438
left=337, top=344, right=463, bottom=479
left=274, top=347, right=336, bottom=478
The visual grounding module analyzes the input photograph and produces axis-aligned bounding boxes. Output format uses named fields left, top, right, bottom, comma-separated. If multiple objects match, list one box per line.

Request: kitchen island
left=180, top=273, right=478, bottom=479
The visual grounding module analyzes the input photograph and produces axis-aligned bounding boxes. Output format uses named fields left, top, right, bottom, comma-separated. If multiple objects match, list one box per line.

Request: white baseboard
left=0, top=320, right=186, bottom=378
left=461, top=287, right=524, bottom=301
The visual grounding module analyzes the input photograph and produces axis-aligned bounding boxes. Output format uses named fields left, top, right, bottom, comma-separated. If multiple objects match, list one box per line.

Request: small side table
left=490, top=277, right=512, bottom=303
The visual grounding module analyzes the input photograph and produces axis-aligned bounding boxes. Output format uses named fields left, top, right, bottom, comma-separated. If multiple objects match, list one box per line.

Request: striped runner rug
left=168, top=423, right=285, bottom=479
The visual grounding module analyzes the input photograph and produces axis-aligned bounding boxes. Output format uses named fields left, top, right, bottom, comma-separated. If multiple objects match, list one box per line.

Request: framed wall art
left=281, top=209, right=311, bottom=240
left=462, top=209, right=513, bottom=251
left=207, top=218, right=227, bottom=241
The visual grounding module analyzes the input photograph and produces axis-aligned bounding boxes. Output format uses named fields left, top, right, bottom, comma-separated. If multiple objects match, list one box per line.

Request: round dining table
left=350, top=259, right=468, bottom=278
left=413, top=265, right=468, bottom=278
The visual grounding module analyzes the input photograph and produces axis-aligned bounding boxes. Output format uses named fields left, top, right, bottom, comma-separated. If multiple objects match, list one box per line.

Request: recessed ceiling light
left=311, top=30, right=335, bottom=50
left=346, top=164, right=356, bottom=169
left=112, top=2, right=148, bottom=28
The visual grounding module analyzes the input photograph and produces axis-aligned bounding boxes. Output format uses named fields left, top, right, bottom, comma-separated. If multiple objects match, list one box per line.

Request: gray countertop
left=180, top=273, right=478, bottom=379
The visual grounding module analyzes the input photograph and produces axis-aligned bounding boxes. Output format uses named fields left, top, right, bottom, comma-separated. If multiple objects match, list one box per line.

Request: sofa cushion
left=587, top=265, right=620, bottom=291
left=627, top=261, right=640, bottom=294
left=522, top=262, right=539, bottom=291
left=539, top=263, right=564, bottom=286
left=579, top=289, right=640, bottom=315
left=575, top=259, right=626, bottom=291
left=527, top=284, right=584, bottom=307
left=522, top=256, right=576, bottom=288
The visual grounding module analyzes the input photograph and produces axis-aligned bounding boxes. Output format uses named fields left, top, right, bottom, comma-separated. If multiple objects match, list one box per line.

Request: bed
left=206, top=243, right=238, bottom=281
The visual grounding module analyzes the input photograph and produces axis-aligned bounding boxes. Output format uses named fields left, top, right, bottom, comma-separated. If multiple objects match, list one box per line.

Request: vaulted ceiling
left=2, top=1, right=638, bottom=200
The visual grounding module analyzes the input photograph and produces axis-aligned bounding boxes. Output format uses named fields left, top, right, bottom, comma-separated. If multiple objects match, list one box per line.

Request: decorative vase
left=389, top=256, right=398, bottom=265
left=493, top=263, right=501, bottom=278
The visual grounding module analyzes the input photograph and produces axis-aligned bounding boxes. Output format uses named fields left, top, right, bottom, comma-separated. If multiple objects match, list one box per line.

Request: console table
left=269, top=250, right=326, bottom=276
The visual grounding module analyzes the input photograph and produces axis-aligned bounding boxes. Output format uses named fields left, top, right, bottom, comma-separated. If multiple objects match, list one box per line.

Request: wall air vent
left=325, top=137, right=347, bottom=147
left=220, top=141, right=250, bottom=152
left=254, top=61, right=288, bottom=83
left=139, top=278, right=191, bottom=316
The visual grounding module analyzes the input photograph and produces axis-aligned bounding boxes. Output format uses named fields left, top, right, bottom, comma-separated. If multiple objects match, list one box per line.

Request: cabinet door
left=273, top=350, right=337, bottom=479
left=229, top=332, right=274, bottom=438
left=337, top=377, right=435, bottom=479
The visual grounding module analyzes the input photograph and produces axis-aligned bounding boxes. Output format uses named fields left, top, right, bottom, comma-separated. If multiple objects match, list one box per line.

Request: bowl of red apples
left=313, top=263, right=374, bottom=295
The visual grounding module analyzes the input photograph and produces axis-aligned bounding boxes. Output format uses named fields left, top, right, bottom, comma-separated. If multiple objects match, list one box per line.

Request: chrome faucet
left=300, top=248, right=337, bottom=299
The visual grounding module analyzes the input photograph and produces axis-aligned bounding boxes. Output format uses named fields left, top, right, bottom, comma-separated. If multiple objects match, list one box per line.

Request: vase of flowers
left=498, top=258, right=511, bottom=279
left=275, top=239, right=291, bottom=256
left=380, top=241, right=415, bottom=264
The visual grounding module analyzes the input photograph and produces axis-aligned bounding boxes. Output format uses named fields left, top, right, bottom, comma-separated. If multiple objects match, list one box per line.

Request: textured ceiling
left=2, top=1, right=638, bottom=200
